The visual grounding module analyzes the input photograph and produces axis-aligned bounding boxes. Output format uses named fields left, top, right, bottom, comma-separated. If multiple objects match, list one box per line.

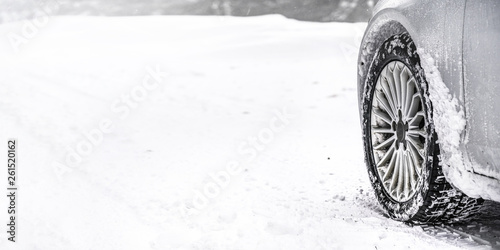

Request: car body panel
left=358, top=0, right=465, bottom=114
left=358, top=0, right=500, bottom=201
left=463, top=0, right=500, bottom=181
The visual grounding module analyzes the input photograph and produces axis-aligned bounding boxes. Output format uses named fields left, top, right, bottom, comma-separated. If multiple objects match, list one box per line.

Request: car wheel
left=362, top=33, right=483, bottom=223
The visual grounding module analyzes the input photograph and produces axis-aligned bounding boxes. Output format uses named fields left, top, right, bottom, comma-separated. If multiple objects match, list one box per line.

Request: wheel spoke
left=385, top=64, right=400, bottom=108
left=407, top=129, right=426, bottom=138
left=407, top=136, right=424, bottom=159
left=396, top=150, right=406, bottom=199
left=403, top=154, right=411, bottom=198
left=389, top=150, right=401, bottom=195
left=372, top=108, right=392, bottom=125
left=375, top=90, right=396, bottom=120
left=408, top=148, right=421, bottom=179
left=377, top=142, right=396, bottom=168
left=408, top=85, right=421, bottom=117
left=372, top=127, right=394, bottom=134
left=374, top=135, right=396, bottom=150
left=379, top=75, right=398, bottom=116
left=382, top=144, right=398, bottom=181
left=400, top=67, right=409, bottom=116
left=404, top=76, right=416, bottom=116
left=408, top=111, right=424, bottom=127
left=393, top=62, right=402, bottom=110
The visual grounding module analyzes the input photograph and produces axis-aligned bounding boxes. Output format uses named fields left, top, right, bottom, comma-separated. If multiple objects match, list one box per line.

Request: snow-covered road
left=0, top=15, right=494, bottom=249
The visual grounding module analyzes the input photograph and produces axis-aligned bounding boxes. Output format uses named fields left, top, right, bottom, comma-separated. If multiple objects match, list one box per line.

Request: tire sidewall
left=362, top=33, right=437, bottom=221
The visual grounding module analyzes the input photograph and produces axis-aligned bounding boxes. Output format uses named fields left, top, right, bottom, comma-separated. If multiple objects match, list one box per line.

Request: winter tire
left=362, top=33, right=483, bottom=223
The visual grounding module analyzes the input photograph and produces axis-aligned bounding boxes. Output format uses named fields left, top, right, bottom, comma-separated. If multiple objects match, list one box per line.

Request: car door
left=463, top=0, right=500, bottom=180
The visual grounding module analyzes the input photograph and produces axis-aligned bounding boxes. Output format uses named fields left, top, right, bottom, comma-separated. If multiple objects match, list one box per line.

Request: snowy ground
left=0, top=15, right=496, bottom=249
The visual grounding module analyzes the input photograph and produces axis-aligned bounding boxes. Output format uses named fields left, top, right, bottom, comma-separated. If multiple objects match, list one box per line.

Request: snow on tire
left=361, top=33, right=483, bottom=223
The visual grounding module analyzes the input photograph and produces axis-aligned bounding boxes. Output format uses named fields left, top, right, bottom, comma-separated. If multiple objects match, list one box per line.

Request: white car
left=357, top=0, right=500, bottom=223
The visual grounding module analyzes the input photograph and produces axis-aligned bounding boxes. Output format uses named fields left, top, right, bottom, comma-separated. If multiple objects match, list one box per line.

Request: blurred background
left=1, top=0, right=378, bottom=24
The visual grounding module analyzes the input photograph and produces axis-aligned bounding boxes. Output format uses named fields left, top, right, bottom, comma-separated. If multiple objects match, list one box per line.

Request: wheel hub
left=394, top=111, right=408, bottom=150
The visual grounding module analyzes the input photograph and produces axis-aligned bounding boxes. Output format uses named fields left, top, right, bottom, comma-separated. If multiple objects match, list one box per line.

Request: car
left=357, top=0, right=500, bottom=223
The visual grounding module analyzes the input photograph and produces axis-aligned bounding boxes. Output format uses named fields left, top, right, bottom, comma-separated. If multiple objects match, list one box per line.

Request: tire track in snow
left=420, top=201, right=500, bottom=248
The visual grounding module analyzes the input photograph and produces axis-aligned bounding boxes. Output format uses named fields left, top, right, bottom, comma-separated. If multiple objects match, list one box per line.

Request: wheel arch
left=357, top=1, right=466, bottom=124
left=357, top=9, right=421, bottom=120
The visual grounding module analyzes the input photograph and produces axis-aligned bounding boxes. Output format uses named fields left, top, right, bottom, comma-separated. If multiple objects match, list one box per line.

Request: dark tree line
left=207, top=0, right=377, bottom=22
left=1, top=0, right=377, bottom=23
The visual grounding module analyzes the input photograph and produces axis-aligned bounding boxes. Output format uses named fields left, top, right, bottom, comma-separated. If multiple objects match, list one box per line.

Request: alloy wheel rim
left=370, top=61, right=427, bottom=202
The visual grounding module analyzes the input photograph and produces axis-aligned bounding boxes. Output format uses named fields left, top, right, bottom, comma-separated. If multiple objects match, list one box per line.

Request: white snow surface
left=0, top=15, right=488, bottom=249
